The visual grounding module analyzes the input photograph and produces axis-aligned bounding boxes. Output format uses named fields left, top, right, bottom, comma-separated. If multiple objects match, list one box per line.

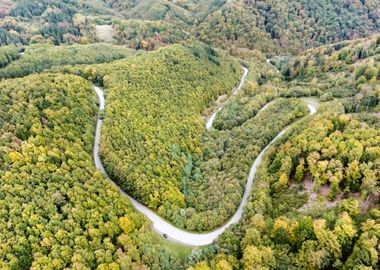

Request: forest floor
left=298, top=175, right=342, bottom=212
left=298, top=174, right=379, bottom=214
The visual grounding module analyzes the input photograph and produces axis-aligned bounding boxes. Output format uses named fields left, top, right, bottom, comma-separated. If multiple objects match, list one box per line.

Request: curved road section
left=206, top=67, right=248, bottom=129
left=266, top=58, right=280, bottom=73
left=93, top=67, right=317, bottom=246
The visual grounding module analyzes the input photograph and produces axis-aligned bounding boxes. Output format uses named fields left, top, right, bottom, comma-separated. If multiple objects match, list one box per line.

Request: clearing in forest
left=96, top=25, right=116, bottom=43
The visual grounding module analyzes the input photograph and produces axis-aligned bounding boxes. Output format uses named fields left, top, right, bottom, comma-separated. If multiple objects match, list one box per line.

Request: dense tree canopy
left=1, top=0, right=94, bottom=45
left=97, top=43, right=242, bottom=230
left=113, top=19, right=190, bottom=50
left=195, top=3, right=275, bottom=54
left=0, top=1, right=379, bottom=268
left=186, top=36, right=380, bottom=269
left=190, top=101, right=380, bottom=269
left=0, top=44, right=19, bottom=68
left=0, top=73, right=184, bottom=269
left=52, top=44, right=309, bottom=231
left=248, top=0, right=380, bottom=53
left=0, top=43, right=133, bottom=79
left=2, top=0, right=379, bottom=54
left=195, top=0, right=380, bottom=54
left=284, top=35, right=380, bottom=80
left=281, top=35, right=380, bottom=112
left=180, top=98, right=307, bottom=231
left=102, top=0, right=226, bottom=26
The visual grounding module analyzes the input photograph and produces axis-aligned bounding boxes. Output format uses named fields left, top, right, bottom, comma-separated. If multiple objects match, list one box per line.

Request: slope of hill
left=195, top=1, right=275, bottom=54
left=190, top=104, right=380, bottom=269
left=281, top=34, right=380, bottom=113
left=186, top=36, right=380, bottom=270
left=0, top=73, right=184, bottom=269
left=102, top=0, right=226, bottom=24
left=2, top=0, right=379, bottom=54
left=195, top=0, right=380, bottom=54
left=0, top=43, right=133, bottom=79
left=0, top=44, right=19, bottom=67
left=112, top=19, right=191, bottom=50
left=0, top=0, right=118, bottom=45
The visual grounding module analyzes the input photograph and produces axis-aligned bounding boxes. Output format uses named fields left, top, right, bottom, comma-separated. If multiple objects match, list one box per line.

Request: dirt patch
left=96, top=25, right=116, bottom=43
left=350, top=192, right=379, bottom=213
left=297, top=174, right=379, bottom=214
left=297, top=174, right=343, bottom=212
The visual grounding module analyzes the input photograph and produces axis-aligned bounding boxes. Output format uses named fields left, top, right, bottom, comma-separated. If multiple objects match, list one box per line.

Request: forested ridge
left=182, top=99, right=307, bottom=231
left=279, top=34, right=380, bottom=114
left=56, top=43, right=309, bottom=231
left=0, top=43, right=133, bottom=79
left=1, top=0, right=95, bottom=45
left=112, top=19, right=191, bottom=50
left=0, top=0, right=380, bottom=269
left=92, top=44, right=243, bottom=230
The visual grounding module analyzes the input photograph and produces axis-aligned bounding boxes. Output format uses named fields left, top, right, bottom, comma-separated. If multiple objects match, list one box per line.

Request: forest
left=0, top=73, right=184, bottom=269
left=0, top=0, right=379, bottom=269
left=181, top=98, right=307, bottom=231
left=0, top=44, right=19, bottom=68
left=184, top=36, right=380, bottom=269
left=0, top=43, right=133, bottom=79
left=2, top=0, right=380, bottom=55
left=92, top=43, right=242, bottom=230
left=190, top=104, right=380, bottom=269
left=58, top=43, right=309, bottom=231
left=46, top=42, right=308, bottom=232
left=112, top=19, right=190, bottom=50
left=279, top=34, right=380, bottom=113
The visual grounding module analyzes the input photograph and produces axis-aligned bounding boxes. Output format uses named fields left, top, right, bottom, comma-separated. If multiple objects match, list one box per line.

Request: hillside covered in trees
left=0, top=0, right=379, bottom=269
left=96, top=44, right=243, bottom=230
left=0, top=73, right=185, bottom=269
left=0, top=43, right=133, bottom=79
left=186, top=37, right=380, bottom=269
left=2, top=0, right=380, bottom=54
left=196, top=0, right=380, bottom=54
left=190, top=105, right=380, bottom=269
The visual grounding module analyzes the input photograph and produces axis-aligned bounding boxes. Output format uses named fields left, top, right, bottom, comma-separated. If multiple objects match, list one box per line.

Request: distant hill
left=2, top=0, right=379, bottom=54
left=195, top=0, right=380, bottom=54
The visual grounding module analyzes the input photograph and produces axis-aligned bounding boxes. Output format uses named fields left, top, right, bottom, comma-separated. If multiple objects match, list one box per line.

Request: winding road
left=206, top=67, right=248, bottom=129
left=266, top=58, right=280, bottom=73
left=92, top=67, right=317, bottom=246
